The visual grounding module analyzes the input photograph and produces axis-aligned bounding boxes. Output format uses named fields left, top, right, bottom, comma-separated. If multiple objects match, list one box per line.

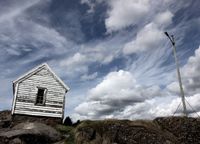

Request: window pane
left=38, top=89, right=45, bottom=96
left=36, top=88, right=46, bottom=105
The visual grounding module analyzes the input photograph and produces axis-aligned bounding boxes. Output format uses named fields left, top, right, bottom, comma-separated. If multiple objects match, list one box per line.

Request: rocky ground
left=1, top=110, right=200, bottom=144
left=75, top=117, right=200, bottom=144
left=0, top=110, right=70, bottom=144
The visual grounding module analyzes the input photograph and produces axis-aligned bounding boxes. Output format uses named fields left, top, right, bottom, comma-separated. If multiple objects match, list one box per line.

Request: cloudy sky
left=0, top=0, right=200, bottom=120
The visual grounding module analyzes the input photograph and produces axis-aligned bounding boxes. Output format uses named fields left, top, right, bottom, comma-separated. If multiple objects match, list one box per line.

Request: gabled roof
left=13, top=63, right=70, bottom=91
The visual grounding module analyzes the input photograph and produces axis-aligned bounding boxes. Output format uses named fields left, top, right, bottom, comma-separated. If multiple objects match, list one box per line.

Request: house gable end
left=12, top=63, right=69, bottom=118
left=13, top=63, right=69, bottom=92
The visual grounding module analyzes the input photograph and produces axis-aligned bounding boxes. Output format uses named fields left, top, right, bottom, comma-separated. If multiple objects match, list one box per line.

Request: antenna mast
left=164, top=32, right=187, bottom=117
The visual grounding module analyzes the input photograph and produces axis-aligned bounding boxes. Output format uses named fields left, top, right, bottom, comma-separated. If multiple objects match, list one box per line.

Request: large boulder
left=75, top=117, right=200, bottom=144
left=75, top=120, right=178, bottom=144
left=0, top=122, right=62, bottom=144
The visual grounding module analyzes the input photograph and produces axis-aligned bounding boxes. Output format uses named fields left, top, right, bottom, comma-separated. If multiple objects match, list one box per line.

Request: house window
left=35, top=87, right=47, bottom=105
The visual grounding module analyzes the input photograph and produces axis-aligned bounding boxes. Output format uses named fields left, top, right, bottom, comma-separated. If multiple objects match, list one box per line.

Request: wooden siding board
left=15, top=107, right=62, bottom=113
left=45, top=102, right=63, bottom=106
left=15, top=99, right=64, bottom=110
left=14, top=110, right=62, bottom=118
left=15, top=108, right=62, bottom=114
left=20, top=80, right=64, bottom=87
left=18, top=83, right=65, bottom=93
left=17, top=93, right=63, bottom=99
left=15, top=102, right=63, bottom=111
left=45, top=100, right=63, bottom=104
left=16, top=99, right=63, bottom=107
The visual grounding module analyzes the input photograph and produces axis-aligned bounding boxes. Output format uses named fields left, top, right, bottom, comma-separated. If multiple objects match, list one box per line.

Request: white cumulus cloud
left=154, top=10, right=173, bottom=27
left=74, top=70, right=163, bottom=119
left=105, top=0, right=150, bottom=32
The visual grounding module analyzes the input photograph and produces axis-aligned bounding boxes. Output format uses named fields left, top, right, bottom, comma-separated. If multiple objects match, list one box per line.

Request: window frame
left=35, top=87, right=47, bottom=106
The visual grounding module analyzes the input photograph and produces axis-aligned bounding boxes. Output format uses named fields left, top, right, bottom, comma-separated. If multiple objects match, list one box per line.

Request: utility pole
left=164, top=32, right=187, bottom=117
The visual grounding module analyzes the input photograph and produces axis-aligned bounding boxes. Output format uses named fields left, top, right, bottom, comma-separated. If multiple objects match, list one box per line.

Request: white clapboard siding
left=46, top=98, right=63, bottom=103
left=47, top=96, right=63, bottom=100
left=17, top=90, right=64, bottom=98
left=16, top=96, right=64, bottom=103
left=21, top=81, right=62, bottom=88
left=15, top=102, right=62, bottom=112
left=18, top=83, right=65, bottom=94
left=13, top=66, right=67, bottom=118
left=20, top=81, right=64, bottom=91
left=27, top=75, right=64, bottom=86
left=45, top=102, right=63, bottom=107
left=14, top=110, right=62, bottom=118
left=23, top=80, right=63, bottom=88
left=15, top=107, right=62, bottom=113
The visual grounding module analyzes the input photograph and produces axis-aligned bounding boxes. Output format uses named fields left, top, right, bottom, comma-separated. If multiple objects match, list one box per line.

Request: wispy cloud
left=0, top=0, right=199, bottom=121
left=72, top=0, right=200, bottom=120
left=0, top=0, right=40, bottom=23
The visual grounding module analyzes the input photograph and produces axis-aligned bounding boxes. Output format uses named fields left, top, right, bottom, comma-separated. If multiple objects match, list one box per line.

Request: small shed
left=11, top=63, right=69, bottom=122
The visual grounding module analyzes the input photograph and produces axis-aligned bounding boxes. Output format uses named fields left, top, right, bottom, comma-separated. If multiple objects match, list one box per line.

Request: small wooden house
left=11, top=63, right=69, bottom=122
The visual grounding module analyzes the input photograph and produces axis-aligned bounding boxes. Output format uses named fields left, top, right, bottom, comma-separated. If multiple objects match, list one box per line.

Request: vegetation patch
left=56, top=125, right=75, bottom=144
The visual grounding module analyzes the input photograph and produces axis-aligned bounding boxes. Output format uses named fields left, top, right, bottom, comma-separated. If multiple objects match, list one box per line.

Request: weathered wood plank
left=18, top=86, right=65, bottom=94
left=15, top=108, right=62, bottom=114
left=17, top=89, right=65, bottom=99
left=17, top=90, right=65, bottom=97
left=21, top=80, right=62, bottom=87
left=16, top=96, right=35, bottom=100
left=17, top=91, right=36, bottom=95
left=45, top=102, right=63, bottom=106
left=16, top=99, right=63, bottom=107
left=19, top=83, right=64, bottom=92
left=14, top=110, right=62, bottom=118
left=16, top=97, right=64, bottom=104
left=16, top=99, right=35, bottom=103
left=15, top=102, right=63, bottom=112
left=26, top=75, right=63, bottom=84
left=45, top=100, right=63, bottom=104
left=49, top=96, right=63, bottom=99
left=16, top=98, right=64, bottom=104
left=15, top=105, right=63, bottom=112
left=47, top=98, right=63, bottom=101
left=35, top=69, right=52, bottom=76
left=17, top=92, right=64, bottom=98
left=45, top=104, right=62, bottom=108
